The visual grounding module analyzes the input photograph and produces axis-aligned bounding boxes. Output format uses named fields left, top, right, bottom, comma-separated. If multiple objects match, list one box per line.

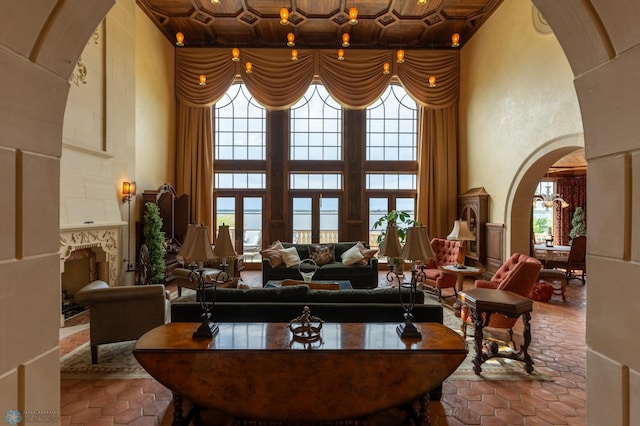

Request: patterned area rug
left=60, top=341, right=150, bottom=379
left=60, top=308, right=552, bottom=382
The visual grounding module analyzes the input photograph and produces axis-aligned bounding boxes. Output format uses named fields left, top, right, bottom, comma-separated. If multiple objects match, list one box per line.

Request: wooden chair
left=280, top=279, right=341, bottom=290
left=460, top=253, right=542, bottom=346
left=546, top=235, right=586, bottom=284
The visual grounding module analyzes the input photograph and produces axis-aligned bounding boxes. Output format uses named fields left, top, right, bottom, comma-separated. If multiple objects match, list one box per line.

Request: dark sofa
left=261, top=242, right=378, bottom=289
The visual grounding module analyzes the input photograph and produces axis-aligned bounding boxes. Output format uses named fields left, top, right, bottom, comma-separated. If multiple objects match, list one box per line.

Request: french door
left=291, top=194, right=340, bottom=244
left=214, top=195, right=263, bottom=262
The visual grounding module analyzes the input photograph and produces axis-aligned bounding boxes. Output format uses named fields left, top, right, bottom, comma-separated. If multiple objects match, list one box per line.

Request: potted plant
left=143, top=202, right=166, bottom=283
left=372, top=210, right=421, bottom=274
left=569, top=206, right=586, bottom=242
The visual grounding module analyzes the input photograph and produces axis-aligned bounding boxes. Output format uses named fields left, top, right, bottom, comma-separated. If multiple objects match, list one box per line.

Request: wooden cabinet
left=457, top=187, right=489, bottom=267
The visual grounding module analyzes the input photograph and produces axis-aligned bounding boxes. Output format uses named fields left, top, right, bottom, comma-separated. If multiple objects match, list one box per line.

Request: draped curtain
left=174, top=48, right=460, bottom=235
left=555, top=177, right=587, bottom=245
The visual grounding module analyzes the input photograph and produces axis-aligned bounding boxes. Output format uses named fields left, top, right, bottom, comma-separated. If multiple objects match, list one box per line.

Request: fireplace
left=59, top=223, right=125, bottom=322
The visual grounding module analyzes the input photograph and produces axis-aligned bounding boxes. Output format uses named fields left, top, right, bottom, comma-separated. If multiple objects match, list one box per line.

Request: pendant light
left=245, top=62, right=253, bottom=74
left=341, top=33, right=350, bottom=47
left=211, top=0, right=220, bottom=4
left=287, top=32, right=295, bottom=47
left=396, top=49, right=405, bottom=63
left=337, top=48, right=345, bottom=61
left=451, top=33, right=460, bottom=47
left=417, top=0, right=426, bottom=4
left=231, top=47, right=240, bottom=62
left=382, top=62, right=390, bottom=74
left=428, top=75, right=437, bottom=87
left=199, top=75, right=206, bottom=86
left=280, top=7, right=289, bottom=25
left=291, top=49, right=298, bottom=61
left=175, top=32, right=184, bottom=46
left=349, top=7, right=358, bottom=25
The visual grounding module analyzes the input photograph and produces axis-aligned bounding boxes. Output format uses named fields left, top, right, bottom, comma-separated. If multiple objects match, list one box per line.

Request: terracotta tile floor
left=60, top=270, right=586, bottom=425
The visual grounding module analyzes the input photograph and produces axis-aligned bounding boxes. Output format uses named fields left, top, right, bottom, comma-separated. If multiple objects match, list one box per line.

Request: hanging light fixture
left=287, top=32, right=295, bottom=47
left=451, top=33, right=460, bottom=47
left=533, top=184, right=569, bottom=209
left=382, top=62, right=390, bottom=75
left=245, top=62, right=253, bottom=74
left=199, top=74, right=207, bottom=86
left=211, top=0, right=220, bottom=4
left=280, top=7, right=289, bottom=25
left=337, top=48, right=345, bottom=61
left=417, top=0, right=426, bottom=4
left=349, top=6, right=358, bottom=25
left=175, top=32, right=184, bottom=46
left=231, top=47, right=240, bottom=61
left=396, top=49, right=405, bottom=63
left=428, top=75, right=437, bottom=87
left=341, top=33, right=350, bottom=47
left=291, top=49, right=298, bottom=61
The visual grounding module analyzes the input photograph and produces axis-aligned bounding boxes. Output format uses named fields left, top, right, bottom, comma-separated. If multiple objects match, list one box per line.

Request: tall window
left=214, top=84, right=266, bottom=258
left=365, top=85, right=418, bottom=249
left=290, top=85, right=342, bottom=160
left=215, top=84, right=266, bottom=160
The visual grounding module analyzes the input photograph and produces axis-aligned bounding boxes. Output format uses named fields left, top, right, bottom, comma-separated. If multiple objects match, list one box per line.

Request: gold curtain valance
left=175, top=48, right=459, bottom=110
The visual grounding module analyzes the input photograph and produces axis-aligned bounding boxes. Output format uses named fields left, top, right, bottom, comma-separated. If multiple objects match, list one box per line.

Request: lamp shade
left=396, top=49, right=405, bottom=63
left=342, top=33, right=350, bottom=47
left=280, top=7, right=289, bottom=25
left=213, top=224, right=237, bottom=257
left=287, top=32, right=295, bottom=47
left=447, top=220, right=475, bottom=241
left=122, top=181, right=136, bottom=196
left=401, top=226, right=435, bottom=262
left=175, top=32, right=184, bottom=46
left=348, top=7, right=358, bottom=25
left=177, top=224, right=216, bottom=264
left=378, top=224, right=403, bottom=259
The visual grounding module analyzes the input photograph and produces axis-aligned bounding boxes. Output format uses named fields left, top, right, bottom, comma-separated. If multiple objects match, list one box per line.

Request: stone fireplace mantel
left=60, top=222, right=126, bottom=287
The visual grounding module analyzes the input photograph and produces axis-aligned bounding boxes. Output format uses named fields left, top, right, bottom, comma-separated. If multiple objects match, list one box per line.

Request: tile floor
left=60, top=270, right=586, bottom=425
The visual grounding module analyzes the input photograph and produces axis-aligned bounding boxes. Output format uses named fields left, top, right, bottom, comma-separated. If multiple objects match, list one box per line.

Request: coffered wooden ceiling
left=136, top=0, right=503, bottom=49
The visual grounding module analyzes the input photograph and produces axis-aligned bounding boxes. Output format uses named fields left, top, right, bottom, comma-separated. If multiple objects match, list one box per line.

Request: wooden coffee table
left=134, top=321, right=466, bottom=425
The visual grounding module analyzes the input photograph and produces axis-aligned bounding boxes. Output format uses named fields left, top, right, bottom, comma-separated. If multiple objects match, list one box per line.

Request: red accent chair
left=420, top=238, right=461, bottom=300
left=460, top=253, right=542, bottom=345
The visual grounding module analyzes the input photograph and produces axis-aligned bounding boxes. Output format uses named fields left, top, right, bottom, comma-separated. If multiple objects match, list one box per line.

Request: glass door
left=292, top=195, right=339, bottom=244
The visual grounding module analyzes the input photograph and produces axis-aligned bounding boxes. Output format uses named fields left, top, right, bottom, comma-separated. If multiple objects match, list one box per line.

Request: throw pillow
left=260, top=240, right=285, bottom=268
left=309, top=244, right=335, bottom=266
left=341, top=243, right=365, bottom=266
left=279, top=246, right=302, bottom=268
left=356, top=241, right=378, bottom=266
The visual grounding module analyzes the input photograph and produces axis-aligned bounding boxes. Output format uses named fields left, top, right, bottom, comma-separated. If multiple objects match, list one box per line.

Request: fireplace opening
left=61, top=248, right=99, bottom=319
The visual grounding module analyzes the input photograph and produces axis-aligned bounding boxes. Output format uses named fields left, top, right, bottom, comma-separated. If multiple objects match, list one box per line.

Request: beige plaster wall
left=459, top=0, right=583, bottom=239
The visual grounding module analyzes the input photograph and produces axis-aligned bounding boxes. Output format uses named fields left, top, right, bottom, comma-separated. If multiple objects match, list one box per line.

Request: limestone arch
left=505, top=133, right=585, bottom=256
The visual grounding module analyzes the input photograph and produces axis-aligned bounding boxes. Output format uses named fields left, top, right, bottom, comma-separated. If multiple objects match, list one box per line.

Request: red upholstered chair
left=460, top=253, right=542, bottom=345
left=419, top=238, right=460, bottom=300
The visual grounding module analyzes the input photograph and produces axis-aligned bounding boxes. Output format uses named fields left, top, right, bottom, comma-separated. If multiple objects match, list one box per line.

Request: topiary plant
left=143, top=202, right=166, bottom=283
left=569, top=206, right=586, bottom=241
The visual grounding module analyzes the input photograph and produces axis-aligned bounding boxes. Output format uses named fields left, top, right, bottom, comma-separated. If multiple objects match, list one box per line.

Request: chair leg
left=461, top=322, right=467, bottom=339
left=507, top=329, right=515, bottom=350
left=90, top=345, right=98, bottom=364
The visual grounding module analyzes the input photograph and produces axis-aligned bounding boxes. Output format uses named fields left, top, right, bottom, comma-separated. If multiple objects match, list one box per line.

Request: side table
left=458, top=288, right=534, bottom=374
left=438, top=265, right=485, bottom=316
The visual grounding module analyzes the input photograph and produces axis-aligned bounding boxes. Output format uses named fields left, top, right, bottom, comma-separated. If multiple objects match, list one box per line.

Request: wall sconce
left=383, top=62, right=390, bottom=74
left=280, top=7, right=289, bottom=25
left=291, top=49, right=299, bottom=61
left=231, top=47, right=240, bottom=62
left=175, top=32, right=184, bottom=46
left=245, top=62, right=253, bottom=74
left=341, top=33, right=350, bottom=47
left=349, top=7, right=358, bottom=25
left=396, top=49, right=405, bottom=63
left=122, top=181, right=136, bottom=271
left=428, top=75, right=437, bottom=87
left=287, top=32, right=295, bottom=47
left=451, top=33, right=460, bottom=47
left=337, top=48, right=345, bottom=61
left=199, top=74, right=207, bottom=86
left=123, top=181, right=136, bottom=201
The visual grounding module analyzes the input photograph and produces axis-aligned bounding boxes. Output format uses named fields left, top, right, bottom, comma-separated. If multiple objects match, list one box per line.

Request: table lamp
left=177, top=224, right=226, bottom=338
left=378, top=223, right=404, bottom=275
left=213, top=223, right=237, bottom=271
left=447, top=219, right=475, bottom=269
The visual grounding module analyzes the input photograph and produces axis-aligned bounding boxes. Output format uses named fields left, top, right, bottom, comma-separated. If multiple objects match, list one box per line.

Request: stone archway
left=505, top=133, right=585, bottom=256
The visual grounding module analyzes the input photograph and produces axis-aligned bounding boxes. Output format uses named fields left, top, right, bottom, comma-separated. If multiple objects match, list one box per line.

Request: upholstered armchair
left=419, top=238, right=460, bottom=300
left=74, top=280, right=171, bottom=363
left=460, top=253, right=542, bottom=344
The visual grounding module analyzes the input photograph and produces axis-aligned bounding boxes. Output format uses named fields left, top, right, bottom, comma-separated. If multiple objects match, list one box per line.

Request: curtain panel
left=175, top=48, right=460, bottom=237
left=556, top=177, right=587, bottom=245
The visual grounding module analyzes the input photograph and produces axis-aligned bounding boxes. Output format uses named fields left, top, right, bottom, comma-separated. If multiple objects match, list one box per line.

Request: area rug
left=443, top=305, right=553, bottom=381
left=60, top=341, right=151, bottom=380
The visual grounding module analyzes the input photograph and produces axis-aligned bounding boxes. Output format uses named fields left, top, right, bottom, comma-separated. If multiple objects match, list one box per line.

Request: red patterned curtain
left=555, top=177, right=587, bottom=245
